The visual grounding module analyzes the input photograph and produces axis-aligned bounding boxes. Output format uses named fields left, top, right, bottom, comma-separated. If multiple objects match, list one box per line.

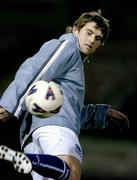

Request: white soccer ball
left=25, top=80, right=64, bottom=118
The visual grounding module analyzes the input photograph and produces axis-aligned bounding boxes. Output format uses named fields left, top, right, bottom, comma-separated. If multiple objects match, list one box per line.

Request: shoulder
left=38, top=33, right=78, bottom=53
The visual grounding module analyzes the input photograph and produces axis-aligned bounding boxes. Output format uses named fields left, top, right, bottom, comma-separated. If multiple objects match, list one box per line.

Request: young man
left=0, top=10, right=129, bottom=180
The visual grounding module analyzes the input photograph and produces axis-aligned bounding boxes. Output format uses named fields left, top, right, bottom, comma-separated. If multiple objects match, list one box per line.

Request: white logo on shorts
left=74, top=144, right=83, bottom=158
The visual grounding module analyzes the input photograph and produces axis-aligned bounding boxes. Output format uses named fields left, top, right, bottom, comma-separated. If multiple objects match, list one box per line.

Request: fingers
left=0, top=107, right=6, bottom=113
left=114, top=111, right=130, bottom=129
left=107, top=109, right=130, bottom=130
left=121, top=115, right=130, bottom=129
left=109, top=117, right=129, bottom=131
left=0, top=107, right=11, bottom=123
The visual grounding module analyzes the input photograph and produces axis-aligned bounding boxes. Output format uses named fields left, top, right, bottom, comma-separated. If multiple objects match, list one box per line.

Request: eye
left=86, top=30, right=92, bottom=36
left=96, top=36, right=102, bottom=42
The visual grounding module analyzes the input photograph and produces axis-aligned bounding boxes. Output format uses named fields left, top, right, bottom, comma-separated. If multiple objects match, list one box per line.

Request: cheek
left=79, top=36, right=86, bottom=46
left=93, top=42, right=101, bottom=49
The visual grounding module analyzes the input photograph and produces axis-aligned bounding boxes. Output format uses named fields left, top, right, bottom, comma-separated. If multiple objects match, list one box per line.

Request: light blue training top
left=0, top=33, right=110, bottom=146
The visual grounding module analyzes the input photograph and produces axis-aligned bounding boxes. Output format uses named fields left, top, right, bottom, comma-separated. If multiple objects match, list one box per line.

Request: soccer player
left=0, top=10, right=129, bottom=180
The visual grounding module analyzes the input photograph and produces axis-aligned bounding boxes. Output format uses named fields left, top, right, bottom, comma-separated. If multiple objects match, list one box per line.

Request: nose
left=89, top=34, right=96, bottom=43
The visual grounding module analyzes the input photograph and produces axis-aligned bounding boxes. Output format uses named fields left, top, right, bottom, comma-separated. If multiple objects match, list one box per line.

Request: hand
left=107, top=108, right=129, bottom=130
left=0, top=107, right=11, bottom=123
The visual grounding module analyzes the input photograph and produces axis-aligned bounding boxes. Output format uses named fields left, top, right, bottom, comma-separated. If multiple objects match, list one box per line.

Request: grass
left=80, top=134, right=137, bottom=179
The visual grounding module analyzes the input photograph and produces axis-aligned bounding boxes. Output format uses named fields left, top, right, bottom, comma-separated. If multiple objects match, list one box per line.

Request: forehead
left=83, top=22, right=103, bottom=37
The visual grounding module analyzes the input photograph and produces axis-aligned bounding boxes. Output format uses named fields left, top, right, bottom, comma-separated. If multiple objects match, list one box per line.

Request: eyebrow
left=86, top=28, right=103, bottom=38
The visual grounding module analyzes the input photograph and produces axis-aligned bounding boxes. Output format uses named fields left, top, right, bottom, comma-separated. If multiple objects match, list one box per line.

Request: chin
left=83, top=51, right=91, bottom=56
left=81, top=48, right=92, bottom=56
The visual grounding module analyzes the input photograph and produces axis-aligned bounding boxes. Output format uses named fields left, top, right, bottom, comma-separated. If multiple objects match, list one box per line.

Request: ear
left=65, top=26, right=73, bottom=33
left=72, top=26, right=79, bottom=35
left=101, top=42, right=105, bottom=46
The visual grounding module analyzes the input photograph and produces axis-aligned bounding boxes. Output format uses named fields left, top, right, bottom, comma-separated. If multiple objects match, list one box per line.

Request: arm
left=0, top=38, right=78, bottom=120
left=0, top=40, right=65, bottom=118
left=0, top=41, right=60, bottom=119
left=81, top=104, right=129, bottom=130
left=81, top=104, right=111, bottom=129
left=107, top=108, right=129, bottom=130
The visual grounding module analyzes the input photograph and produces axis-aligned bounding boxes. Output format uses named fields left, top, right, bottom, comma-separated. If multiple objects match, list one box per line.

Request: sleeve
left=80, top=104, right=111, bottom=129
left=0, top=39, right=78, bottom=118
left=0, top=56, right=42, bottom=118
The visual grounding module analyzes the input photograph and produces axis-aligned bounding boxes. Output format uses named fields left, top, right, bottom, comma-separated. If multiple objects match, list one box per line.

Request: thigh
left=33, top=126, right=83, bottom=163
left=33, top=126, right=83, bottom=180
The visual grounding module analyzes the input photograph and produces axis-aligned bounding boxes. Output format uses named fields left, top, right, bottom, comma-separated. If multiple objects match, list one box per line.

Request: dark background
left=0, top=0, right=137, bottom=179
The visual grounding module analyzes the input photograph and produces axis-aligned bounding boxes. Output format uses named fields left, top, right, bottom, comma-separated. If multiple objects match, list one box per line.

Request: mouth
left=85, top=44, right=92, bottom=50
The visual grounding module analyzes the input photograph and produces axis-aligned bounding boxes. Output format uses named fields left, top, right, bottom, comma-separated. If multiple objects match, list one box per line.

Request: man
left=0, top=10, right=129, bottom=180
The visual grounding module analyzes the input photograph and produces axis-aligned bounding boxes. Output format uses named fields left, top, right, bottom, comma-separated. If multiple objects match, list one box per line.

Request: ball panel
left=25, top=80, right=64, bottom=118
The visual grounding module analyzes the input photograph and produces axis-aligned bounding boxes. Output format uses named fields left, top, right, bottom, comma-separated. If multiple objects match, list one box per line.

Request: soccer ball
left=25, top=80, right=64, bottom=118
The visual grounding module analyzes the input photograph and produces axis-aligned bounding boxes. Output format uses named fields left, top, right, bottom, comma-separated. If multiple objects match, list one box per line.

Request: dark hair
left=73, top=10, right=110, bottom=43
